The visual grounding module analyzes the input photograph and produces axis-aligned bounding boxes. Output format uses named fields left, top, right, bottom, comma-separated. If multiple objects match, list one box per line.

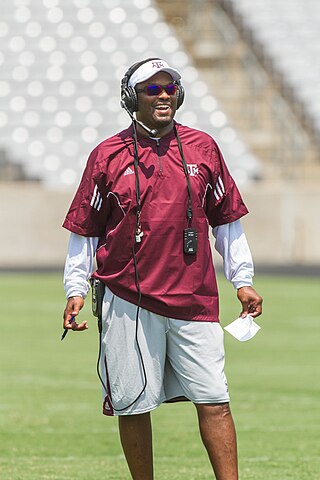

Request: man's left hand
left=237, top=286, right=263, bottom=318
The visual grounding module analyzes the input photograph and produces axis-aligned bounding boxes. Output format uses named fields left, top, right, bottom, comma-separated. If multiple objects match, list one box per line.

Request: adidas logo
left=124, top=166, right=134, bottom=176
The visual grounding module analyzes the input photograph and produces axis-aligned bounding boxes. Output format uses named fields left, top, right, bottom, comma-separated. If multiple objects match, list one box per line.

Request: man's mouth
left=154, top=104, right=171, bottom=112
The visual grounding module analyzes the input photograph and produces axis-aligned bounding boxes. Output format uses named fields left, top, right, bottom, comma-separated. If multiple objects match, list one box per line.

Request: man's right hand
left=63, top=296, right=88, bottom=332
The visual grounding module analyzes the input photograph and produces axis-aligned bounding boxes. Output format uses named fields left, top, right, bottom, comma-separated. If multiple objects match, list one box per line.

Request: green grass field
left=0, top=272, right=319, bottom=479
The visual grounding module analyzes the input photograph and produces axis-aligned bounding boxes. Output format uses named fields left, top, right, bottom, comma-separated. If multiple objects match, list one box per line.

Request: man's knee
left=195, top=402, right=232, bottom=420
left=118, top=412, right=151, bottom=429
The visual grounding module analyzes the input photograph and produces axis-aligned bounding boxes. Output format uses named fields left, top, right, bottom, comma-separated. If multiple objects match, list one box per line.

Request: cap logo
left=152, top=61, right=165, bottom=69
left=126, top=59, right=181, bottom=89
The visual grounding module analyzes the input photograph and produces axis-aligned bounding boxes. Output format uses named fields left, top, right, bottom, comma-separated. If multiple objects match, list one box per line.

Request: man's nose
left=158, top=88, right=170, bottom=99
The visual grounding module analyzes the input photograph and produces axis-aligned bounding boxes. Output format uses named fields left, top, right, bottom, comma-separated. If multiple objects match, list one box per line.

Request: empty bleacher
left=0, top=0, right=261, bottom=188
left=157, top=0, right=320, bottom=184
left=220, top=0, right=320, bottom=143
left=1, top=0, right=320, bottom=269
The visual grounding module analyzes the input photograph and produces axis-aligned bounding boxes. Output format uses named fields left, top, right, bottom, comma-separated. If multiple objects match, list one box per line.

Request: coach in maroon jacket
left=63, top=58, right=263, bottom=480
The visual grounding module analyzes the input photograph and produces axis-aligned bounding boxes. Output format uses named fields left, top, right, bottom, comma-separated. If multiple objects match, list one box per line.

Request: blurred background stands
left=157, top=0, right=320, bottom=185
left=1, top=0, right=320, bottom=269
left=0, top=0, right=261, bottom=188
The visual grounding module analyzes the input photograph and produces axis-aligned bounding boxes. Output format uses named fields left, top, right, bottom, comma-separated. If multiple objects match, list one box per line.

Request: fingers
left=249, top=301, right=263, bottom=318
left=71, top=320, right=88, bottom=331
left=63, top=311, right=76, bottom=328
left=237, top=286, right=263, bottom=319
left=63, top=296, right=86, bottom=331
left=242, top=301, right=262, bottom=318
left=240, top=299, right=262, bottom=318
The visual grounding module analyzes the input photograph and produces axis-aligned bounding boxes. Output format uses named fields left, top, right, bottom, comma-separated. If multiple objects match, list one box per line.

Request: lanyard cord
left=132, top=121, right=142, bottom=238
left=95, top=121, right=147, bottom=413
left=174, top=125, right=193, bottom=226
left=98, top=120, right=147, bottom=412
left=97, top=125, right=193, bottom=411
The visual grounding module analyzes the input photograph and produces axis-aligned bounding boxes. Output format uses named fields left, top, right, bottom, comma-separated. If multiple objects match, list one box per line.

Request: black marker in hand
left=61, top=315, right=75, bottom=341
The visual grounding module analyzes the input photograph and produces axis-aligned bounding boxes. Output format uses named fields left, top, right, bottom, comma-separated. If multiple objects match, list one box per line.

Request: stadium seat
left=0, top=0, right=262, bottom=187
left=222, top=0, right=320, bottom=141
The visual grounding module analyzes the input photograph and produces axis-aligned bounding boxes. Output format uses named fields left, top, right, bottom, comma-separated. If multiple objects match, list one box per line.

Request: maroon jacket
left=63, top=122, right=248, bottom=321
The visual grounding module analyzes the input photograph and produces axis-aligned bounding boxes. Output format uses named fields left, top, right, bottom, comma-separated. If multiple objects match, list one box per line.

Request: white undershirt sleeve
left=63, top=233, right=99, bottom=299
left=212, top=220, right=254, bottom=289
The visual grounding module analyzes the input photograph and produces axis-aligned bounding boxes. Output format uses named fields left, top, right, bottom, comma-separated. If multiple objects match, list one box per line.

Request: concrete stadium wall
left=0, top=183, right=72, bottom=270
left=0, top=182, right=319, bottom=270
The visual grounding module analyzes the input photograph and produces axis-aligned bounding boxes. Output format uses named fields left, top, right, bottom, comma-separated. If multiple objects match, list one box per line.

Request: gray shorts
left=100, top=286, right=230, bottom=416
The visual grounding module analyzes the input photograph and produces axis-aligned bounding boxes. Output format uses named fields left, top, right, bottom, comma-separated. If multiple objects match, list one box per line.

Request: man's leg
left=195, top=403, right=238, bottom=480
left=118, top=412, right=153, bottom=480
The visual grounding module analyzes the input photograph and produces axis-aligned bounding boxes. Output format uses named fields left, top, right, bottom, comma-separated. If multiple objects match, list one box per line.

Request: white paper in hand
left=224, top=315, right=261, bottom=342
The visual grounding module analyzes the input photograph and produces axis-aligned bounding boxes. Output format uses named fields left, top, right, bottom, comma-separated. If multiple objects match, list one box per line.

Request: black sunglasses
left=135, top=83, right=178, bottom=96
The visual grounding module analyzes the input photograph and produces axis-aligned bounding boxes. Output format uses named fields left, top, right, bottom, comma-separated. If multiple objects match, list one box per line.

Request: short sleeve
left=62, top=148, right=109, bottom=237
left=205, top=143, right=249, bottom=228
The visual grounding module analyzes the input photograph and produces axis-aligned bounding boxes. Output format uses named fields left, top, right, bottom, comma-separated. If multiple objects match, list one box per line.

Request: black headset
left=121, top=57, right=185, bottom=113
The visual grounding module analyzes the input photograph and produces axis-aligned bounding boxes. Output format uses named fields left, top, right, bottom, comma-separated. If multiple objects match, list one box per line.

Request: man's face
left=135, top=72, right=178, bottom=134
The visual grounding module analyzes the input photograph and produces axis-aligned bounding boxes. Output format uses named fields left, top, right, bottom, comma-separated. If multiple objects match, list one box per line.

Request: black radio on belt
left=91, top=278, right=105, bottom=318
left=183, top=227, right=198, bottom=255
left=91, top=278, right=105, bottom=334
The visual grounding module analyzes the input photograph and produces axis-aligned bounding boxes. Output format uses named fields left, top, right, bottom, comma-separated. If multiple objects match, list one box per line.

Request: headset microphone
left=121, top=101, right=158, bottom=137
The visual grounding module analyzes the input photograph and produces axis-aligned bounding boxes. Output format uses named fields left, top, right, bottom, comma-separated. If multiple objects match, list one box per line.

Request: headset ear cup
left=130, top=87, right=138, bottom=112
left=177, top=83, right=185, bottom=109
left=122, top=86, right=138, bottom=113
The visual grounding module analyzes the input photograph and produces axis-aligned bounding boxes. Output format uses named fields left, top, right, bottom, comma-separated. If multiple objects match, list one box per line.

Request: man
left=62, top=58, right=263, bottom=480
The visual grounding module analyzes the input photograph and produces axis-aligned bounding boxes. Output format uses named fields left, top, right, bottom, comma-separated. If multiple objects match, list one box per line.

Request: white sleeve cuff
left=213, top=220, right=254, bottom=289
left=63, top=233, right=99, bottom=299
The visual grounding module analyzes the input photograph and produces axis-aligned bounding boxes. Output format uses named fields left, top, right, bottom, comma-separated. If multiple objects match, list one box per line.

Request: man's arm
left=63, top=233, right=99, bottom=332
left=213, top=220, right=263, bottom=318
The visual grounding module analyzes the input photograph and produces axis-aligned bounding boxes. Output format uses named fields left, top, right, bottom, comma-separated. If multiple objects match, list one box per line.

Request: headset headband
left=121, top=58, right=185, bottom=113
